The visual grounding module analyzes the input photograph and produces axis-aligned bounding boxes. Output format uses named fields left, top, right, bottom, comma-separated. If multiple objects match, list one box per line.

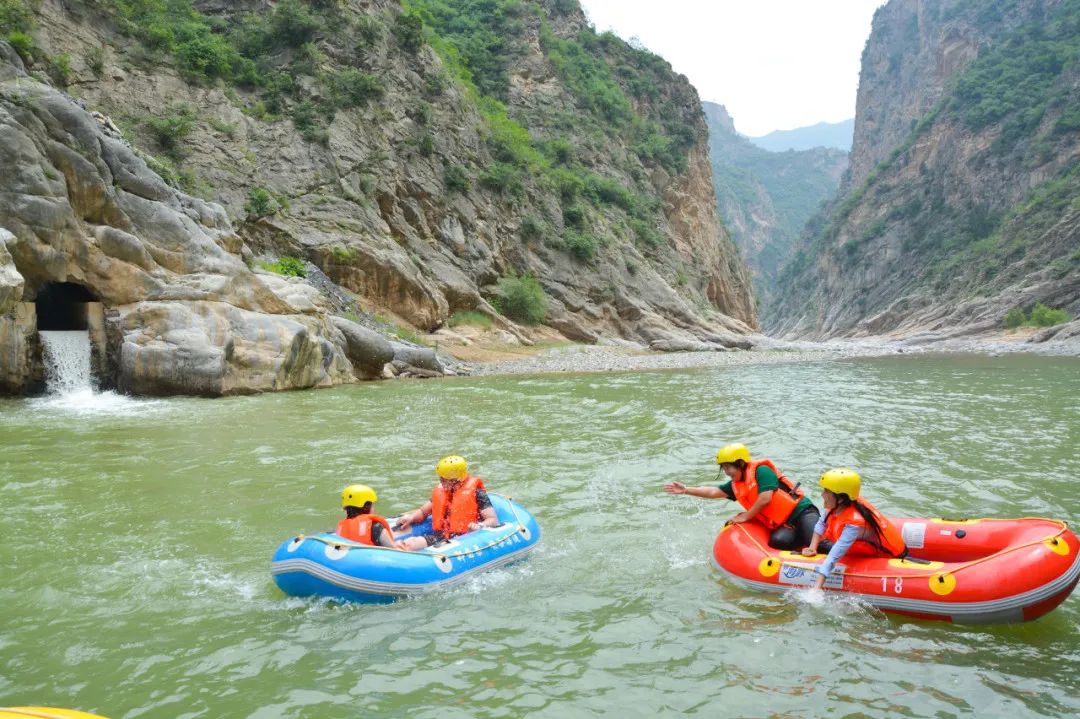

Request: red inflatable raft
left=712, top=516, right=1079, bottom=623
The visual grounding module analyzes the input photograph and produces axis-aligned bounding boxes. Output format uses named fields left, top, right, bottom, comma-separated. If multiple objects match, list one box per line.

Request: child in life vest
left=395, top=455, right=500, bottom=551
left=802, top=468, right=907, bottom=589
left=336, top=484, right=399, bottom=549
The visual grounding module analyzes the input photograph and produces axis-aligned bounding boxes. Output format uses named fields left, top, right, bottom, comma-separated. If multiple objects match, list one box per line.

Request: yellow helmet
left=341, top=484, right=377, bottom=508
left=819, top=468, right=861, bottom=499
left=716, top=443, right=751, bottom=465
left=436, top=455, right=468, bottom=480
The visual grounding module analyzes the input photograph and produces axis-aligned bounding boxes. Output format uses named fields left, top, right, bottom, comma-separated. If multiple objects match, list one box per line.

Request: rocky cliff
left=0, top=41, right=408, bottom=395
left=0, top=0, right=756, bottom=397
left=704, top=102, right=847, bottom=306
left=770, top=0, right=1080, bottom=340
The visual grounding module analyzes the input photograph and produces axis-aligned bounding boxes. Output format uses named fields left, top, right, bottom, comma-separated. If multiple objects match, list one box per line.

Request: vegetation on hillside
left=404, top=0, right=696, bottom=263
left=53, top=0, right=699, bottom=271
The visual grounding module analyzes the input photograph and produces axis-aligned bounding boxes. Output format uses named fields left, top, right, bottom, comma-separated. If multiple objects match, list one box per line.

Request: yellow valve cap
left=1045, top=537, right=1070, bottom=556
left=929, top=572, right=957, bottom=596
left=758, top=557, right=780, bottom=577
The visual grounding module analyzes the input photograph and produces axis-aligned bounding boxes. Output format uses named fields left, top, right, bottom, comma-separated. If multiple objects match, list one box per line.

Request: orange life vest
left=730, top=458, right=805, bottom=529
left=431, top=475, right=486, bottom=537
left=824, top=499, right=907, bottom=557
left=336, top=513, right=394, bottom=546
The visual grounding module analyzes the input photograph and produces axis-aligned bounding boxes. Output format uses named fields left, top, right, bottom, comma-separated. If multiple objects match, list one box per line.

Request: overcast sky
left=577, top=0, right=885, bottom=137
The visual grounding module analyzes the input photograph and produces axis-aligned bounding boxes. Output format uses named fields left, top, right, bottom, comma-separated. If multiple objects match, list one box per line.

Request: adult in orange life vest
left=336, top=484, right=399, bottom=549
left=664, top=443, right=821, bottom=550
left=802, top=468, right=908, bottom=589
left=396, top=455, right=499, bottom=551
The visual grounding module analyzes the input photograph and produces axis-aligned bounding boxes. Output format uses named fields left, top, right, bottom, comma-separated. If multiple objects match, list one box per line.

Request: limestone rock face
left=111, top=302, right=354, bottom=396
left=23, top=0, right=756, bottom=355
left=0, top=229, right=23, bottom=314
left=0, top=49, right=359, bottom=395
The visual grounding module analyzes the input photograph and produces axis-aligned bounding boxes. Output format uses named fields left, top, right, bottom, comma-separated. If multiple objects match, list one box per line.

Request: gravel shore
left=467, top=343, right=880, bottom=376
left=462, top=333, right=1080, bottom=377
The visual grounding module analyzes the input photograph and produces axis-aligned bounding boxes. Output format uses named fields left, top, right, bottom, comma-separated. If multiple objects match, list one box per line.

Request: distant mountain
left=704, top=103, right=848, bottom=305
left=749, top=119, right=854, bottom=152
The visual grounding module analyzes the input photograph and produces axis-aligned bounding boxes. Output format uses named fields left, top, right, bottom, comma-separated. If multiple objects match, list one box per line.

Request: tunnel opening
left=35, top=282, right=97, bottom=331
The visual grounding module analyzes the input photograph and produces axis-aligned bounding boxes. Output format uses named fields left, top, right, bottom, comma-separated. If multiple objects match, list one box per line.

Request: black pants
left=767, top=505, right=820, bottom=551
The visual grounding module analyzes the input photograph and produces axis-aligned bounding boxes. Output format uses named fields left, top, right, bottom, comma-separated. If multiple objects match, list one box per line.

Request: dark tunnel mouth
left=35, top=282, right=98, bottom=331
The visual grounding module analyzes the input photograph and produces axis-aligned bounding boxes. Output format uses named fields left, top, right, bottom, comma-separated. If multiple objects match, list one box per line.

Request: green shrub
left=45, top=53, right=74, bottom=86
left=448, top=310, right=493, bottom=329
left=269, top=0, right=323, bottom=48
left=478, top=96, right=545, bottom=169
left=562, top=204, right=586, bottom=229
left=0, top=0, right=33, bottom=34
left=393, top=12, right=424, bottom=53
left=444, top=164, right=470, bottom=192
left=1004, top=307, right=1026, bottom=329
left=1029, top=302, right=1071, bottom=327
left=245, top=187, right=279, bottom=218
left=86, top=47, right=106, bottom=76
left=519, top=214, right=544, bottom=241
left=259, top=256, right=306, bottom=277
left=208, top=116, right=237, bottom=138
left=329, top=245, right=357, bottom=262
left=353, top=16, right=382, bottom=46
left=175, top=33, right=235, bottom=79
left=495, top=275, right=547, bottom=324
left=548, top=167, right=585, bottom=201
left=585, top=175, right=636, bottom=212
left=480, top=162, right=523, bottom=196
left=5, top=30, right=34, bottom=62
left=629, top=218, right=663, bottom=248
left=543, top=137, right=574, bottom=164
left=329, top=69, right=384, bottom=108
left=143, top=106, right=196, bottom=160
left=562, top=230, right=598, bottom=262
left=292, top=100, right=330, bottom=144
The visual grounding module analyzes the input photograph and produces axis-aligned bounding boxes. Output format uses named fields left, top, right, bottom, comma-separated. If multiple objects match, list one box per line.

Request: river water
left=1, top=354, right=1077, bottom=718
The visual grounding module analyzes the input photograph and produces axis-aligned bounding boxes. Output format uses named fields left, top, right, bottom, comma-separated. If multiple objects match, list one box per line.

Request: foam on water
left=33, top=330, right=164, bottom=417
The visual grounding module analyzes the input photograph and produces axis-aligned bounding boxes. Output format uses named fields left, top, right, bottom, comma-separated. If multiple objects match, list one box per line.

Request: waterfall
left=39, top=330, right=94, bottom=395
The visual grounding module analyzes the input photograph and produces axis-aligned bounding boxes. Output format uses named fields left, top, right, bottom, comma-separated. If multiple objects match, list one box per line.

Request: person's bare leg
left=399, top=536, right=429, bottom=551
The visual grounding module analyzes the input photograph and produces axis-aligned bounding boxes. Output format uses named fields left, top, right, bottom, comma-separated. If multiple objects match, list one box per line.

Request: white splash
left=39, top=330, right=93, bottom=395
left=33, top=330, right=163, bottom=416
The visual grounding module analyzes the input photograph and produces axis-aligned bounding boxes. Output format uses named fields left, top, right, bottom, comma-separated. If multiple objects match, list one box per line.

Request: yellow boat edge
left=1, top=709, right=110, bottom=719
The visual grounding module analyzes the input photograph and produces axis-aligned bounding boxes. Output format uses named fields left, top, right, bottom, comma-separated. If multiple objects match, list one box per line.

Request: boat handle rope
left=288, top=493, right=530, bottom=559
left=734, top=518, right=1069, bottom=581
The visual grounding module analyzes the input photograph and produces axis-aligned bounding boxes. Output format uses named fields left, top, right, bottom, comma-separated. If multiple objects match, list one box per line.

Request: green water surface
left=1, top=354, right=1078, bottom=718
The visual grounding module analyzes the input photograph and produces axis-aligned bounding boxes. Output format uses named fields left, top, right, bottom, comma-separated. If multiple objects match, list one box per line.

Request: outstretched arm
left=664, top=482, right=729, bottom=499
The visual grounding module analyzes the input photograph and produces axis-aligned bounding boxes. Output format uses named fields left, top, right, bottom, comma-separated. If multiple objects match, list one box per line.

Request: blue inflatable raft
left=271, top=494, right=540, bottom=603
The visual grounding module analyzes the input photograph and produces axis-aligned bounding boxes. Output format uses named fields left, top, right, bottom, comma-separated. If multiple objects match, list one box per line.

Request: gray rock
left=330, top=316, right=394, bottom=379
left=390, top=341, right=443, bottom=373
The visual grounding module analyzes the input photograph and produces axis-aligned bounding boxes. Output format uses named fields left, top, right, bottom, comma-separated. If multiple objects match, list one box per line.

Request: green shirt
left=719, top=465, right=812, bottom=520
